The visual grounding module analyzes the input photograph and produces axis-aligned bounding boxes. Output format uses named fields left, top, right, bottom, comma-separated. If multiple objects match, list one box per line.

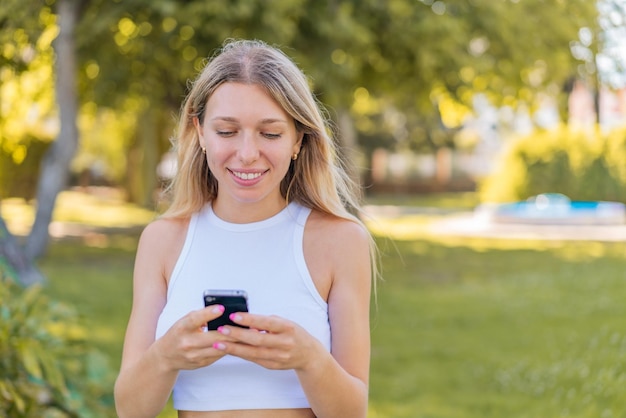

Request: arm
left=114, top=220, right=178, bottom=417
left=216, top=217, right=372, bottom=417
left=114, top=219, right=231, bottom=418
left=296, top=218, right=372, bottom=417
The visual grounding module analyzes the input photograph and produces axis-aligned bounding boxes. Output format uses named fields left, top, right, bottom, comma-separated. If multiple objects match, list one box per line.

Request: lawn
left=366, top=231, right=626, bottom=417
left=4, top=189, right=626, bottom=417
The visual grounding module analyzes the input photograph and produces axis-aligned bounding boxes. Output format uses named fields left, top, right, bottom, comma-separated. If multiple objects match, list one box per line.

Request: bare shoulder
left=139, top=216, right=189, bottom=244
left=306, top=210, right=371, bottom=249
left=304, top=210, right=371, bottom=291
left=136, top=216, right=190, bottom=282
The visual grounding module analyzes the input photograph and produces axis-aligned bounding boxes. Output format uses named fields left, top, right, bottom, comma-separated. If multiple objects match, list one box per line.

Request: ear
left=193, top=116, right=205, bottom=147
left=293, top=131, right=304, bottom=154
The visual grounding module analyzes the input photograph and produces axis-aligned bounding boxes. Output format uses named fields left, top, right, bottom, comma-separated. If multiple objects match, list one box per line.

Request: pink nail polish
left=229, top=313, right=241, bottom=322
left=212, top=305, right=225, bottom=314
left=217, top=326, right=230, bottom=335
left=213, top=342, right=226, bottom=350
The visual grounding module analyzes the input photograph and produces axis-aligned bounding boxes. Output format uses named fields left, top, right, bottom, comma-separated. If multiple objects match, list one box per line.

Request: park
left=2, top=1, right=626, bottom=417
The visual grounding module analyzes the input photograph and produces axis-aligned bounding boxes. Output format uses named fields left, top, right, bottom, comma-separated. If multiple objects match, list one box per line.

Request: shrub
left=479, top=126, right=626, bottom=203
left=0, top=271, right=115, bottom=417
left=605, top=126, right=626, bottom=190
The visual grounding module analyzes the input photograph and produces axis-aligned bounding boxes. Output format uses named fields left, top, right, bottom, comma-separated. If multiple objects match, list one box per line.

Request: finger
left=218, top=321, right=299, bottom=354
left=185, top=305, right=225, bottom=331
left=178, top=344, right=230, bottom=369
left=228, top=312, right=285, bottom=333
left=216, top=325, right=273, bottom=347
left=212, top=340, right=289, bottom=370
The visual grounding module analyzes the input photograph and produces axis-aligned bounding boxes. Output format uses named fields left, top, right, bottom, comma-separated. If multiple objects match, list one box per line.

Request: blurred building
left=569, top=80, right=626, bottom=130
left=367, top=85, right=626, bottom=194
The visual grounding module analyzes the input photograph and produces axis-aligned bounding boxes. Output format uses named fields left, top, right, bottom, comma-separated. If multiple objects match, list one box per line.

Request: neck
left=211, top=197, right=288, bottom=223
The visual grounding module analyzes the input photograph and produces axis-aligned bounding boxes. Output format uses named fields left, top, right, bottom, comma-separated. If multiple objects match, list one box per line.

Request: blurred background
left=1, top=0, right=626, bottom=417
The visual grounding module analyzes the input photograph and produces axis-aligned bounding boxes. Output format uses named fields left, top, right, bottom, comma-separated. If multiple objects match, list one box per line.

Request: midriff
left=179, top=408, right=316, bottom=418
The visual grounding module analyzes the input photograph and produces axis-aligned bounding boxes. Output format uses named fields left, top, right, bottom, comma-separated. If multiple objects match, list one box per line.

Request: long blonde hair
left=163, top=39, right=362, bottom=223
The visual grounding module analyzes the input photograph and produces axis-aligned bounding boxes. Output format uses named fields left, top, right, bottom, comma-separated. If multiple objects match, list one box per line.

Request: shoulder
left=305, top=210, right=371, bottom=280
left=306, top=210, right=370, bottom=249
left=140, top=216, right=190, bottom=243
left=136, top=216, right=191, bottom=280
left=301, top=209, right=371, bottom=301
left=137, top=216, right=190, bottom=255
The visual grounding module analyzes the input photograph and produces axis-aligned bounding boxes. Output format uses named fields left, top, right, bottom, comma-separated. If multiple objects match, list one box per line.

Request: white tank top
left=155, top=202, right=331, bottom=411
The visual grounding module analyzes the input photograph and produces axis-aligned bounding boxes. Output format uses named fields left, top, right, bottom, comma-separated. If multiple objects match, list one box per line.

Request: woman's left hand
left=212, top=313, right=322, bottom=371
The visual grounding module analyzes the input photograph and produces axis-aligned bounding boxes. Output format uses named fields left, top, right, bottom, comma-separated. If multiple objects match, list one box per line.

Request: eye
left=262, top=132, right=282, bottom=139
left=216, top=130, right=236, bottom=137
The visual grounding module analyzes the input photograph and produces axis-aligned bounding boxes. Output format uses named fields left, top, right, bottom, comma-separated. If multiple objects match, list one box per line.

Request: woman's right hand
left=153, top=305, right=235, bottom=371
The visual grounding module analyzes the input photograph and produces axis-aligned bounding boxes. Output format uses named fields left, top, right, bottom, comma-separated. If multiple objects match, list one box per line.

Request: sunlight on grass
left=365, top=191, right=480, bottom=209
left=365, top=214, right=440, bottom=240
left=53, top=188, right=157, bottom=226
left=365, top=214, right=626, bottom=262
left=365, top=215, right=554, bottom=250
left=0, top=197, right=35, bottom=235
left=1, top=188, right=156, bottom=235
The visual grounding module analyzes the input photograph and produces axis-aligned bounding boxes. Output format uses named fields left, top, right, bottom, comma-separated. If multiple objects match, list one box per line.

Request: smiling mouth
left=230, top=170, right=265, bottom=180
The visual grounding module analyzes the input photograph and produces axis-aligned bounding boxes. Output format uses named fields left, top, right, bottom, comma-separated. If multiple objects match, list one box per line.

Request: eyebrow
left=209, top=116, right=289, bottom=125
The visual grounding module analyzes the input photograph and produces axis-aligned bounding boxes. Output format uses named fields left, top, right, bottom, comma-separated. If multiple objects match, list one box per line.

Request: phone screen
left=203, top=290, right=249, bottom=331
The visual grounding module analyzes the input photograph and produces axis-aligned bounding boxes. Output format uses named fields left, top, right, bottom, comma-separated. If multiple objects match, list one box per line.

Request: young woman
left=114, top=39, right=375, bottom=418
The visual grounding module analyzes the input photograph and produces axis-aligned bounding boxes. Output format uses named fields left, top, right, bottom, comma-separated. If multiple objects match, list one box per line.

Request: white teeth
left=233, top=171, right=262, bottom=180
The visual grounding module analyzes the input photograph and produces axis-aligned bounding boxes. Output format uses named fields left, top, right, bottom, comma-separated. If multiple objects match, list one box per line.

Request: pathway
left=364, top=205, right=626, bottom=242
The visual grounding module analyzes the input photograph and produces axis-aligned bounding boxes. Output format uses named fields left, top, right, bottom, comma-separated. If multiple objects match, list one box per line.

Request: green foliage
left=0, top=5, right=57, bottom=199
left=0, top=1, right=51, bottom=71
left=0, top=272, right=115, bottom=417
left=71, top=0, right=600, bottom=166
left=0, top=0, right=601, bottom=199
left=0, top=136, right=50, bottom=200
left=479, top=126, right=626, bottom=203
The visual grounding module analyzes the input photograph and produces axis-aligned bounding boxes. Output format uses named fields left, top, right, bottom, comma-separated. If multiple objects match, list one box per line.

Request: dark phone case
left=204, top=294, right=249, bottom=330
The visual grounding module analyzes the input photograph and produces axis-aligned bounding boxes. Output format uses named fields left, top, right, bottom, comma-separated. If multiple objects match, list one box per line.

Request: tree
left=73, top=0, right=600, bottom=186
left=0, top=0, right=86, bottom=285
left=0, top=1, right=54, bottom=285
left=25, top=0, right=82, bottom=261
left=342, top=0, right=598, bottom=150
left=570, top=0, right=626, bottom=123
left=0, top=0, right=602, bottom=286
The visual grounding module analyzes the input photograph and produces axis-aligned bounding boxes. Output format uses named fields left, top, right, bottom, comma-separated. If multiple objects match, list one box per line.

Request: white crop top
left=155, top=202, right=331, bottom=411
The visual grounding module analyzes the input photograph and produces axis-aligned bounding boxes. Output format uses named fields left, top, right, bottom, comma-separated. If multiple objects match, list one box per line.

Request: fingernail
left=213, top=342, right=226, bottom=350
left=229, top=313, right=242, bottom=322
left=212, top=305, right=225, bottom=314
left=217, top=326, right=230, bottom=335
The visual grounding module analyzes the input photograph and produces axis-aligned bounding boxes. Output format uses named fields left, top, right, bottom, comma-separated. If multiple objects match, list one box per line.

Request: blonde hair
left=163, top=39, right=361, bottom=223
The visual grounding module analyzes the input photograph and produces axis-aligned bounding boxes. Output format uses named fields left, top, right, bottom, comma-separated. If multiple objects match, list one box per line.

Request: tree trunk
left=24, top=0, right=80, bottom=262
left=126, top=108, right=160, bottom=208
left=0, top=215, right=45, bottom=285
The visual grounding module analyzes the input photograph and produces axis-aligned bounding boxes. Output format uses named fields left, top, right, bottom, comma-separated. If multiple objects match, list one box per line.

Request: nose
left=238, top=134, right=260, bottom=165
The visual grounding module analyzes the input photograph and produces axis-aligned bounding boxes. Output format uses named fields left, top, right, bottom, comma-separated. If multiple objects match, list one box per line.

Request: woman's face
left=195, top=82, right=302, bottom=222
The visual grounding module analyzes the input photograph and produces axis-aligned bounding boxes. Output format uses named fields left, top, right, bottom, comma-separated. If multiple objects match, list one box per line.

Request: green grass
left=6, top=190, right=626, bottom=417
left=368, top=236, right=626, bottom=417
left=364, top=191, right=481, bottom=210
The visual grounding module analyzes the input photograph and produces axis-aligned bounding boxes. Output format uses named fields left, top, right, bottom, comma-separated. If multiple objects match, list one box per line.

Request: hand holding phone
left=203, top=289, right=249, bottom=331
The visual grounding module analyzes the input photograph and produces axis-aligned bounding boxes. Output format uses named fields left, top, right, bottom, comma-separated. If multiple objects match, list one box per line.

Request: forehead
left=205, top=82, right=290, bottom=123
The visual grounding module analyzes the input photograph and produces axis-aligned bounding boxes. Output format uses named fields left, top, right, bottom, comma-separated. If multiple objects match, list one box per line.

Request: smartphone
left=203, top=289, right=249, bottom=331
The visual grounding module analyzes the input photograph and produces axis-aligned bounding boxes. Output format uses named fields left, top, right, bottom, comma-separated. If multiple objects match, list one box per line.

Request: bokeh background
left=1, top=0, right=626, bottom=417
